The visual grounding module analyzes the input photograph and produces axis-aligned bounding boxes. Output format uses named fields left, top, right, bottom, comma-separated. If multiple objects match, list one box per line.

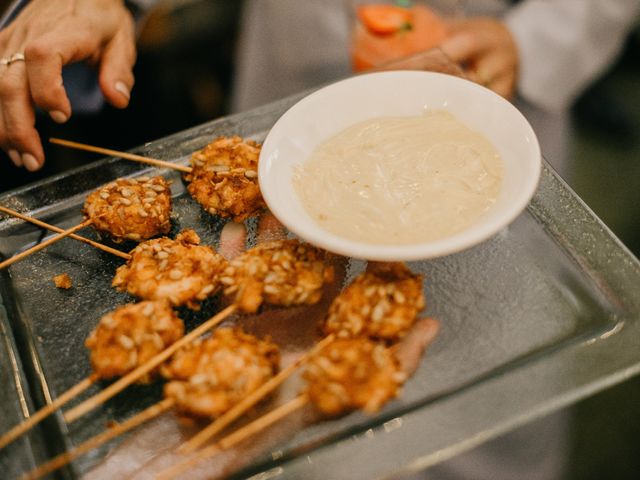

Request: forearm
left=505, top=0, right=640, bottom=112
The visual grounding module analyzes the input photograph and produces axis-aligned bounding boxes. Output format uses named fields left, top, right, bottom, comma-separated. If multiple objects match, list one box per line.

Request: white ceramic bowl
left=259, top=71, right=541, bottom=261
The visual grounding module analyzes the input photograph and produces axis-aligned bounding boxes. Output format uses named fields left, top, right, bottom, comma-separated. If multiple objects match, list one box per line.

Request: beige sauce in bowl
left=293, top=111, right=503, bottom=245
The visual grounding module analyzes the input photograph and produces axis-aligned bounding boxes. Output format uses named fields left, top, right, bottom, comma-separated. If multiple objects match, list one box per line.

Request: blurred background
left=0, top=1, right=638, bottom=478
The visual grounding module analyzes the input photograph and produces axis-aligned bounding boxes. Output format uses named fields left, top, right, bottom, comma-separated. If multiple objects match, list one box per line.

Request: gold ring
left=0, top=52, right=25, bottom=66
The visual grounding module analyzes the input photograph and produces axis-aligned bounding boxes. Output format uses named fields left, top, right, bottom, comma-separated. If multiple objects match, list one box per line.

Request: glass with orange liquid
left=349, top=0, right=464, bottom=72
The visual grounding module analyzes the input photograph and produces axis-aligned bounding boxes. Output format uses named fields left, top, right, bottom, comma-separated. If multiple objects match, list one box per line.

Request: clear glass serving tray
left=1, top=95, right=639, bottom=480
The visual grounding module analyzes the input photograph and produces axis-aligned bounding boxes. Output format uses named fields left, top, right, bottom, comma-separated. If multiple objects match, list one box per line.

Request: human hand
left=0, top=0, right=137, bottom=171
left=440, top=17, right=518, bottom=100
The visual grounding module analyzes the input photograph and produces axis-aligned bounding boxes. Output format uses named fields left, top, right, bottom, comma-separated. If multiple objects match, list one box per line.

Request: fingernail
left=49, top=110, right=68, bottom=123
left=22, top=153, right=40, bottom=171
left=114, top=81, right=130, bottom=100
left=8, top=149, right=22, bottom=167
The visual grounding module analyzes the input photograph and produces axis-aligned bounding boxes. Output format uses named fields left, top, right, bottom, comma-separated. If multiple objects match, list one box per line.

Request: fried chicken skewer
left=1, top=173, right=174, bottom=268
left=157, top=326, right=439, bottom=480
left=23, top=328, right=280, bottom=480
left=17, top=237, right=335, bottom=477
left=158, top=263, right=433, bottom=479
left=51, top=135, right=267, bottom=222
left=3, top=235, right=332, bottom=453
left=83, top=176, right=173, bottom=243
left=0, top=206, right=130, bottom=259
left=63, top=304, right=236, bottom=423
left=0, top=219, right=93, bottom=270
left=179, top=334, right=336, bottom=453
left=112, top=230, right=228, bottom=309
left=0, top=302, right=235, bottom=451
left=50, top=138, right=192, bottom=173
left=185, top=136, right=265, bottom=221
left=0, top=300, right=182, bottom=451
left=67, top=239, right=331, bottom=423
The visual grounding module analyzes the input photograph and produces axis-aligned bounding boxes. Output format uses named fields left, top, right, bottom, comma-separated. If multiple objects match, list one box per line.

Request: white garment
left=232, top=0, right=639, bottom=176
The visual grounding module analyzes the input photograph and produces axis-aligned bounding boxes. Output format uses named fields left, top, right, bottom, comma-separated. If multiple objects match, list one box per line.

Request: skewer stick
left=63, top=305, right=237, bottom=424
left=0, top=206, right=130, bottom=260
left=157, top=394, right=309, bottom=480
left=0, top=219, right=93, bottom=270
left=0, top=374, right=98, bottom=451
left=23, top=335, right=328, bottom=477
left=23, top=398, right=175, bottom=480
left=180, top=334, right=335, bottom=453
left=23, top=331, right=332, bottom=476
left=50, top=138, right=193, bottom=174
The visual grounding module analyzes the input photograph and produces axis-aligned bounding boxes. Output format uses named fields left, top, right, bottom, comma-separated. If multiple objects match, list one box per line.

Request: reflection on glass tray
left=0, top=94, right=639, bottom=480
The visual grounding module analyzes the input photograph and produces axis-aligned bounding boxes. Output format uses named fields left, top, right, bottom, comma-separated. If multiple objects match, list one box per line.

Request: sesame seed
left=151, top=333, right=164, bottom=350
left=200, top=284, right=215, bottom=295
left=101, top=315, right=116, bottom=328
left=264, top=284, right=279, bottom=295
left=393, top=290, right=406, bottom=304
left=190, top=373, right=209, bottom=385
left=371, top=304, right=385, bottom=323
left=169, top=269, right=184, bottom=280
left=118, top=335, right=135, bottom=350
left=142, top=303, right=154, bottom=316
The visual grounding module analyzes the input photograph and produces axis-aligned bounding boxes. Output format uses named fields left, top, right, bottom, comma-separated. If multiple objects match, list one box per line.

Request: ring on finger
left=0, top=52, right=25, bottom=66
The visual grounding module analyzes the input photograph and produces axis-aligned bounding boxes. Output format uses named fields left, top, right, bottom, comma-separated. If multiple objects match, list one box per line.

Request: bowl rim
left=259, top=71, right=542, bottom=261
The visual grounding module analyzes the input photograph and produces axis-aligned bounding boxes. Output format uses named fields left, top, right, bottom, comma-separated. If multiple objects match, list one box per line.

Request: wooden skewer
left=0, top=306, right=234, bottom=451
left=157, top=394, right=309, bottom=480
left=0, top=206, right=130, bottom=260
left=23, top=398, right=175, bottom=480
left=22, top=335, right=332, bottom=477
left=50, top=138, right=193, bottom=174
left=0, top=219, right=93, bottom=270
left=63, top=305, right=237, bottom=424
left=180, top=334, right=335, bottom=453
left=0, top=374, right=98, bottom=451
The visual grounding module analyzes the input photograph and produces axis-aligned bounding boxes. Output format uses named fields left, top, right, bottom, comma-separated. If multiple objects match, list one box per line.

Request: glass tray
left=1, top=95, right=639, bottom=480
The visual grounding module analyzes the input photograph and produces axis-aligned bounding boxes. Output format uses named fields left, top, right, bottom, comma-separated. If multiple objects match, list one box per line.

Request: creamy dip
left=293, top=111, right=503, bottom=245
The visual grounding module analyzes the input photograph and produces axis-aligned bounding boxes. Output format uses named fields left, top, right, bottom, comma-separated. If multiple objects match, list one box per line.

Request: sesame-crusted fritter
left=112, top=230, right=227, bottom=309
left=220, top=239, right=334, bottom=313
left=324, top=263, right=424, bottom=341
left=83, top=176, right=172, bottom=242
left=303, top=338, right=405, bottom=416
left=185, top=136, right=265, bottom=222
left=85, top=300, right=184, bottom=383
left=161, top=328, right=279, bottom=419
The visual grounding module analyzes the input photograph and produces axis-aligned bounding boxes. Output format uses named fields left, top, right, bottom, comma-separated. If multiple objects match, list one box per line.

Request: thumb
left=98, top=19, right=137, bottom=109
left=440, top=28, right=478, bottom=64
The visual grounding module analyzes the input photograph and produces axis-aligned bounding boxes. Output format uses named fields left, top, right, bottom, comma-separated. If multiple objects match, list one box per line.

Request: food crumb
left=53, top=273, right=72, bottom=289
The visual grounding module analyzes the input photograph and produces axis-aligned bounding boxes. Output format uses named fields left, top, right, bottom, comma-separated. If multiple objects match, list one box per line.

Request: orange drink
left=351, top=2, right=448, bottom=71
